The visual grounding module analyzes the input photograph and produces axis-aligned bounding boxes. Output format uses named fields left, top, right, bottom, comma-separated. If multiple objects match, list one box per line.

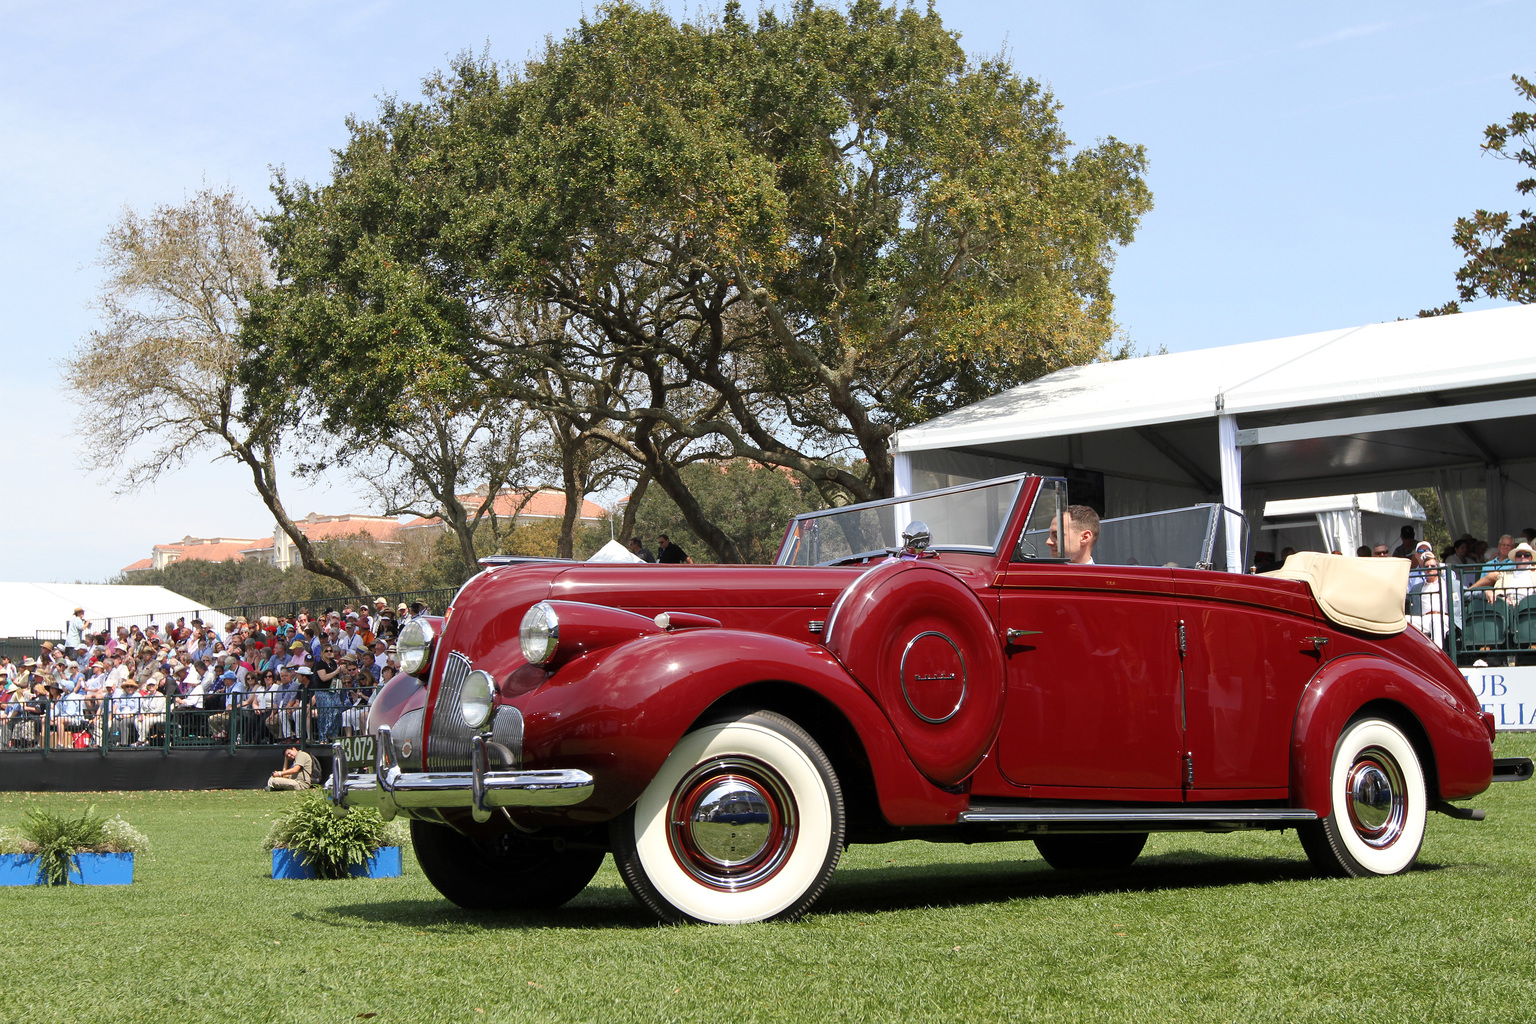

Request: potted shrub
left=264, top=792, right=406, bottom=879
left=0, top=806, right=149, bottom=886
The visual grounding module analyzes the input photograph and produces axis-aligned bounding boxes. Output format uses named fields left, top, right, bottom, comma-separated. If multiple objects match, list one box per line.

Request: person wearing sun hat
left=1469, top=542, right=1536, bottom=606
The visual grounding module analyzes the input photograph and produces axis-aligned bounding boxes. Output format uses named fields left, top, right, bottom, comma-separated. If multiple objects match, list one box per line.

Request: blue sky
left=2, top=0, right=1532, bottom=584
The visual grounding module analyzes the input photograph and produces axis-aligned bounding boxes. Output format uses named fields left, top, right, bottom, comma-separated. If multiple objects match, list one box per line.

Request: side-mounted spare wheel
left=411, top=818, right=604, bottom=911
left=1298, top=716, right=1428, bottom=877
left=611, top=710, right=846, bottom=924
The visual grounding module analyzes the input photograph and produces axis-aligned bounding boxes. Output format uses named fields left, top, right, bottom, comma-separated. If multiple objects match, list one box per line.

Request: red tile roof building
left=398, top=488, right=606, bottom=533
left=121, top=491, right=604, bottom=574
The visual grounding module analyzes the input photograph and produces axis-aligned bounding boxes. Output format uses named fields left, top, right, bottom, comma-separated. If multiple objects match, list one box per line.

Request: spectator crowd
left=0, top=598, right=434, bottom=750
left=1395, top=526, right=1536, bottom=651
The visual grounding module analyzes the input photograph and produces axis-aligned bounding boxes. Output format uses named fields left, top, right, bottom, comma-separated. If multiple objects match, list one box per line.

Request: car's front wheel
left=1298, top=716, right=1427, bottom=877
left=411, top=818, right=604, bottom=910
left=611, top=710, right=845, bottom=924
left=1033, top=833, right=1147, bottom=871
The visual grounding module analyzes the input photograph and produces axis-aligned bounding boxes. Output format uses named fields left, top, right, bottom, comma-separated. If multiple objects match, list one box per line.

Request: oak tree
left=245, top=1, right=1151, bottom=560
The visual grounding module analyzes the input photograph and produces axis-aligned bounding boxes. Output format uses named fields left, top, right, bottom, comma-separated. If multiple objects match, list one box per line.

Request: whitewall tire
left=612, top=711, right=845, bottom=924
left=1299, top=717, right=1427, bottom=877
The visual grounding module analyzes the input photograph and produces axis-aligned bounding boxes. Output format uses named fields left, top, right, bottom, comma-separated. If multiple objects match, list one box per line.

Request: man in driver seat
left=1047, top=504, right=1099, bottom=564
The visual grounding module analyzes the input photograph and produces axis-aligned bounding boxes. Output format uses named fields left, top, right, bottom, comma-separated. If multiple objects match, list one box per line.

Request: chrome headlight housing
left=397, top=617, right=436, bottom=676
left=458, top=669, right=494, bottom=729
left=520, top=601, right=560, bottom=665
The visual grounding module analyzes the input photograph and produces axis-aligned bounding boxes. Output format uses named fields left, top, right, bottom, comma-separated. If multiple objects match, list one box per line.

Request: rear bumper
left=1493, top=756, right=1534, bottom=783
left=327, top=723, right=594, bottom=822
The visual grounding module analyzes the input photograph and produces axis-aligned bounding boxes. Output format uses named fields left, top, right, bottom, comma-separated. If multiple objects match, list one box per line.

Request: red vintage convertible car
left=331, top=474, right=1530, bottom=923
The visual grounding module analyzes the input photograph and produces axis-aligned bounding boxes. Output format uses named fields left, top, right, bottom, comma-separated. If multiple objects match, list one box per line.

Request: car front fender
left=510, top=628, right=968, bottom=826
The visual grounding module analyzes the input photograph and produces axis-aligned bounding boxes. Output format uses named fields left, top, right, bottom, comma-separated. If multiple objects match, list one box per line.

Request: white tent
left=0, top=582, right=226, bottom=640
left=1260, top=491, right=1425, bottom=558
left=893, top=304, right=1536, bottom=568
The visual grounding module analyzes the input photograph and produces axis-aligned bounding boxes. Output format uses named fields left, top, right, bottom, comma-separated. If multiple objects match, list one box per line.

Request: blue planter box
left=271, top=846, right=402, bottom=880
left=0, top=851, right=134, bottom=885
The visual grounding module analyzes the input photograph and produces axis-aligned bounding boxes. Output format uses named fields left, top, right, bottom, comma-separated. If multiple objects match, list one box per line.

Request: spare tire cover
left=824, top=560, right=1003, bottom=786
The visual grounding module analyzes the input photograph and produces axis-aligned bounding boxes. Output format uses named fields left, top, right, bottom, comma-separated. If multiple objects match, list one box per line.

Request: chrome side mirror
left=901, top=521, right=931, bottom=555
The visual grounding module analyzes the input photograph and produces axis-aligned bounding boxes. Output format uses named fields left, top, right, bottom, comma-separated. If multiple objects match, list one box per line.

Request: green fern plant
left=19, top=807, right=106, bottom=886
left=262, top=792, right=406, bottom=879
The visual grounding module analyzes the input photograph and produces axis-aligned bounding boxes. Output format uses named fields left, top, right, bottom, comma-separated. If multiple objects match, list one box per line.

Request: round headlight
left=520, top=601, right=560, bottom=665
left=398, top=617, right=436, bottom=676
left=459, top=669, right=494, bottom=729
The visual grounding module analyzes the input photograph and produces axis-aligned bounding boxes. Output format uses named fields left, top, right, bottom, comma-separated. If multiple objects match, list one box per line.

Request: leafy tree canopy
left=1422, top=74, right=1536, bottom=316
left=244, top=0, right=1150, bottom=557
left=634, top=460, right=824, bottom=564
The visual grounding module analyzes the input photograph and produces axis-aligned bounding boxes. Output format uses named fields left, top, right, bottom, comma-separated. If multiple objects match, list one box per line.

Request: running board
left=958, top=804, right=1317, bottom=833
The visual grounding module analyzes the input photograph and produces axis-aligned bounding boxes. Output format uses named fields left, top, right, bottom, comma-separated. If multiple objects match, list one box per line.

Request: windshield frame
left=775, top=473, right=1036, bottom=566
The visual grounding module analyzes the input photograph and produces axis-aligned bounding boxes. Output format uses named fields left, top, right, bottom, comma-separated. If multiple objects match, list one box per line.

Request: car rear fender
left=513, top=628, right=968, bottom=826
left=1291, top=653, right=1494, bottom=816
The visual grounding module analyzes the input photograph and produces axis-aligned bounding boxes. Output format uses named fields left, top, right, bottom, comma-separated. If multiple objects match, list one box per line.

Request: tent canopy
left=0, top=583, right=223, bottom=640
left=893, top=304, right=1536, bottom=551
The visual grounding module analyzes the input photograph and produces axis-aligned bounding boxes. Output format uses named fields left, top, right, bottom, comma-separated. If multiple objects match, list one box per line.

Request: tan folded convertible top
left=1262, top=551, right=1408, bottom=635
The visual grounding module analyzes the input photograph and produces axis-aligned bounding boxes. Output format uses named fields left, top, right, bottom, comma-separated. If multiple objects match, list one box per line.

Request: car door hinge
left=1177, top=619, right=1187, bottom=658
left=1183, top=752, right=1194, bottom=788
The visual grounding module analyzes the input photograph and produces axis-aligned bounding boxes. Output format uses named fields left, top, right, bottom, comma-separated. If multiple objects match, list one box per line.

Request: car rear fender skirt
left=1291, top=653, right=1493, bottom=817
left=511, top=629, right=968, bottom=827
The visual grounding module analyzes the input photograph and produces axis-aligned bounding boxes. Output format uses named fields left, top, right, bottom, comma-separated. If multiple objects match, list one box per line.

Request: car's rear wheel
left=611, top=710, right=845, bottom=924
left=1033, top=832, right=1147, bottom=871
left=1298, top=717, right=1427, bottom=877
left=411, top=818, right=604, bottom=910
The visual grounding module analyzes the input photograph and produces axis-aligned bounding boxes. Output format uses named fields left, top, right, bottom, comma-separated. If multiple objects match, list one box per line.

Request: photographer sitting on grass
left=268, top=745, right=318, bottom=791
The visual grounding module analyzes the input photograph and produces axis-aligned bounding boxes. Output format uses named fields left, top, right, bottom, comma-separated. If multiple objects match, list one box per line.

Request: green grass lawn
left=2, top=734, right=1534, bottom=1024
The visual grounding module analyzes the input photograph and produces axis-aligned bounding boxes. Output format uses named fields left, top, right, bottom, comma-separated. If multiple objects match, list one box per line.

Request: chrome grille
left=426, top=651, right=474, bottom=770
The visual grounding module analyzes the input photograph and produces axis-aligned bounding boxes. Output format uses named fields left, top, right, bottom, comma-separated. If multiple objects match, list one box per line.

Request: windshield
left=776, top=476, right=1029, bottom=566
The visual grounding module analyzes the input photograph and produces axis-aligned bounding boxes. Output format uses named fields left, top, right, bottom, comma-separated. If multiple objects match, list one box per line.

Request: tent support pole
left=1218, top=414, right=1245, bottom=572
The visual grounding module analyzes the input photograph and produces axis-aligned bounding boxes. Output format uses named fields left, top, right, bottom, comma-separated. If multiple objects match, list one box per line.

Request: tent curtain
left=1314, top=509, right=1359, bottom=555
left=1435, top=467, right=1488, bottom=545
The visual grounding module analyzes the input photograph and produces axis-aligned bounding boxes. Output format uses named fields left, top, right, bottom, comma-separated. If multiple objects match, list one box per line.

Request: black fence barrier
left=0, top=746, right=334, bottom=792
left=0, top=638, right=44, bottom=665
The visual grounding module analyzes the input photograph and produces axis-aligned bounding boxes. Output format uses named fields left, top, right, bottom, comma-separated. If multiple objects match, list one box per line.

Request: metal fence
left=0, top=686, right=381, bottom=754
left=1410, top=559, right=1536, bottom=665
left=0, top=638, right=45, bottom=665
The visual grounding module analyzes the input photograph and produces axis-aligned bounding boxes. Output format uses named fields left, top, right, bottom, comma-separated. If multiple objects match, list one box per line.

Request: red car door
left=1173, top=571, right=1320, bottom=798
left=995, top=564, right=1185, bottom=797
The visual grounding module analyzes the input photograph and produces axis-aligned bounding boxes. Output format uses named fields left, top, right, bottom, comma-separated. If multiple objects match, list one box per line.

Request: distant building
left=122, top=513, right=401, bottom=575
left=120, top=491, right=603, bottom=576
left=397, top=487, right=606, bottom=537
left=242, top=513, right=402, bottom=571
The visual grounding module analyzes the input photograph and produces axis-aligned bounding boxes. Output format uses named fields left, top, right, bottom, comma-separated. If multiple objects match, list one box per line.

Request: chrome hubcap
left=1346, top=747, right=1408, bottom=848
left=668, top=757, right=797, bottom=891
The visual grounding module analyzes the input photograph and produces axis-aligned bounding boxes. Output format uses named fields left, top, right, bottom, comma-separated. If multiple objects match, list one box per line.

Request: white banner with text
left=1461, top=666, right=1536, bottom=731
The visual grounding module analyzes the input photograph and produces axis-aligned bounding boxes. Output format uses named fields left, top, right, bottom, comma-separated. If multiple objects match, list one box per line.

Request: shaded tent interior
left=893, top=304, right=1536, bottom=569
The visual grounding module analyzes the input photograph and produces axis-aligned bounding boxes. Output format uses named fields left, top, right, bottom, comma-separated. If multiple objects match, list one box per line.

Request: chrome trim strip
left=959, top=804, right=1317, bottom=826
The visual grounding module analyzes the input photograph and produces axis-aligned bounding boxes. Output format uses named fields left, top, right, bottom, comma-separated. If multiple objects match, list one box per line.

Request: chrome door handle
left=1006, top=628, right=1042, bottom=644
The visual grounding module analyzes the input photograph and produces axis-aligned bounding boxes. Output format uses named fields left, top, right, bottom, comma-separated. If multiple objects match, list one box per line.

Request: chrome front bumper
left=328, top=723, right=595, bottom=823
